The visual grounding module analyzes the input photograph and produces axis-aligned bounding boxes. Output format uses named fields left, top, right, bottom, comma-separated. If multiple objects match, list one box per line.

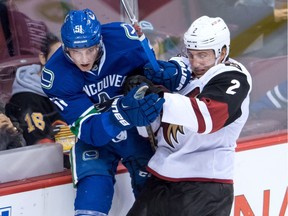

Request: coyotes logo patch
left=163, top=123, right=184, bottom=148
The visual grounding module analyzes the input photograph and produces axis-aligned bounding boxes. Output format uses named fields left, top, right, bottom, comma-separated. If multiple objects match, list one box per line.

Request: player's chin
left=193, top=70, right=206, bottom=78
left=78, top=64, right=93, bottom=72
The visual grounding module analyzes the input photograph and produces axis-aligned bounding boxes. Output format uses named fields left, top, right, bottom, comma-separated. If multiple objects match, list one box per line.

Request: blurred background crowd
left=0, top=0, right=287, bottom=151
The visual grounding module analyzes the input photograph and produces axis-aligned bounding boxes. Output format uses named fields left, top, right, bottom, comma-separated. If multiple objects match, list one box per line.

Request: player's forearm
left=71, top=111, right=124, bottom=147
left=161, top=93, right=228, bottom=134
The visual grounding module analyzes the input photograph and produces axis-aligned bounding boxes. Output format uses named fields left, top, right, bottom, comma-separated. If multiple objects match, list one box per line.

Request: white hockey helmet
left=184, top=16, right=230, bottom=61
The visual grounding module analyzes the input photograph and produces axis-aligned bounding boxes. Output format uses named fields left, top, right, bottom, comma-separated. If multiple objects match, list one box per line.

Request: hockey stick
left=133, top=84, right=158, bottom=152
left=121, top=0, right=158, bottom=151
left=121, top=0, right=160, bottom=72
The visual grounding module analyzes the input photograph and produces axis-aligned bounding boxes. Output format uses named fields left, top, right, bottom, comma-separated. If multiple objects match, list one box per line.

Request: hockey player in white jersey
left=128, top=16, right=252, bottom=216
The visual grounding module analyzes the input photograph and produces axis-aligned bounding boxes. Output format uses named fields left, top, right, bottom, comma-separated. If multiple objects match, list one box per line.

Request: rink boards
left=0, top=132, right=287, bottom=216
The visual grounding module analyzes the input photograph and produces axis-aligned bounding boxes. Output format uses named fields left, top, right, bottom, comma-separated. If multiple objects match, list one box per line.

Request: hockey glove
left=111, top=83, right=165, bottom=130
left=123, top=75, right=168, bottom=97
left=144, top=60, right=191, bottom=92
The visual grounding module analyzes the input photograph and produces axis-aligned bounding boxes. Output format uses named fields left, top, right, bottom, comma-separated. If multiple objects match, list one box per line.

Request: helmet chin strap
left=91, top=40, right=104, bottom=71
left=214, top=51, right=223, bottom=65
left=214, top=48, right=227, bottom=65
left=94, top=40, right=104, bottom=64
left=62, top=45, right=75, bottom=64
left=214, top=56, right=221, bottom=66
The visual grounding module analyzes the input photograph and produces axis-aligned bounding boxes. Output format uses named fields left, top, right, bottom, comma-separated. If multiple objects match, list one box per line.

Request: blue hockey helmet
left=61, top=8, right=101, bottom=49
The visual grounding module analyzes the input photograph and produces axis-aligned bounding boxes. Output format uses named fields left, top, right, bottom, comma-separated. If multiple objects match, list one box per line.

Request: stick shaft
left=121, top=0, right=137, bottom=24
left=121, top=0, right=160, bottom=72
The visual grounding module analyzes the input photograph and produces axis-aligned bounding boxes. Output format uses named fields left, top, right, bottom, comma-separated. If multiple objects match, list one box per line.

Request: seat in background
left=0, top=1, right=48, bottom=63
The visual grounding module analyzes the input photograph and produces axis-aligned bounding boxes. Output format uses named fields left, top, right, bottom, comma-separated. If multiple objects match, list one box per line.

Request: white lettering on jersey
left=83, top=74, right=126, bottom=96
left=50, top=97, right=68, bottom=111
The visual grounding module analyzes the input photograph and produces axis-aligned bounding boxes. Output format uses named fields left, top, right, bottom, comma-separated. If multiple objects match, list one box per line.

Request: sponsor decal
left=0, top=207, right=11, bottom=216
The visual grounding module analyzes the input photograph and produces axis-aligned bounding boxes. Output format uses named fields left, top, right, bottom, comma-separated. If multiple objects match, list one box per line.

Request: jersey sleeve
left=162, top=68, right=251, bottom=134
left=197, top=71, right=250, bottom=131
left=102, top=22, right=152, bottom=70
left=41, top=65, right=123, bottom=147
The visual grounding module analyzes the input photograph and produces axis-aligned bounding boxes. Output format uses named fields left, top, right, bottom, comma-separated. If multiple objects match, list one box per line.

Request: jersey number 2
left=226, top=79, right=240, bottom=95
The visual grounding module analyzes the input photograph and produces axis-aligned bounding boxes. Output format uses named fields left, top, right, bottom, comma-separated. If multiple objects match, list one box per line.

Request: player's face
left=187, top=49, right=217, bottom=78
left=68, top=45, right=100, bottom=71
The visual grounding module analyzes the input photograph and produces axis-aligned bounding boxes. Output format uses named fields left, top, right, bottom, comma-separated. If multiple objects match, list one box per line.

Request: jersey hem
left=147, top=167, right=234, bottom=184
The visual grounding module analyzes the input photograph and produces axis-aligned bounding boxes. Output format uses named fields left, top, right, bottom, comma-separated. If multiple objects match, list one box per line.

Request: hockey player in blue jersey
left=41, top=9, right=164, bottom=216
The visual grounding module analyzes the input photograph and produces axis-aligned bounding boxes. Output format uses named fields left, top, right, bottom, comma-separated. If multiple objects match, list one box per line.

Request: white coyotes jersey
left=147, top=57, right=252, bottom=183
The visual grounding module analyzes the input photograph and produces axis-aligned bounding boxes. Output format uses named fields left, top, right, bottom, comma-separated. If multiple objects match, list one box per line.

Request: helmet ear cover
left=184, top=16, right=230, bottom=61
left=61, top=8, right=101, bottom=49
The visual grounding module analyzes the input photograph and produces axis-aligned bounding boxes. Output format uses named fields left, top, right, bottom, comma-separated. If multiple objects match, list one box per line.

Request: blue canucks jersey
left=41, top=22, right=150, bottom=146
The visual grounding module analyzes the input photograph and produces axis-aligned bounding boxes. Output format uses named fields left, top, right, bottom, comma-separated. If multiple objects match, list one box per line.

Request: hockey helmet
left=184, top=16, right=230, bottom=61
left=61, top=8, right=101, bottom=49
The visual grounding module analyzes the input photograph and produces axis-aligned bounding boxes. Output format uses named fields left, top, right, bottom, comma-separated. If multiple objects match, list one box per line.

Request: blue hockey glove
left=111, top=83, right=165, bottom=130
left=144, top=60, right=191, bottom=92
